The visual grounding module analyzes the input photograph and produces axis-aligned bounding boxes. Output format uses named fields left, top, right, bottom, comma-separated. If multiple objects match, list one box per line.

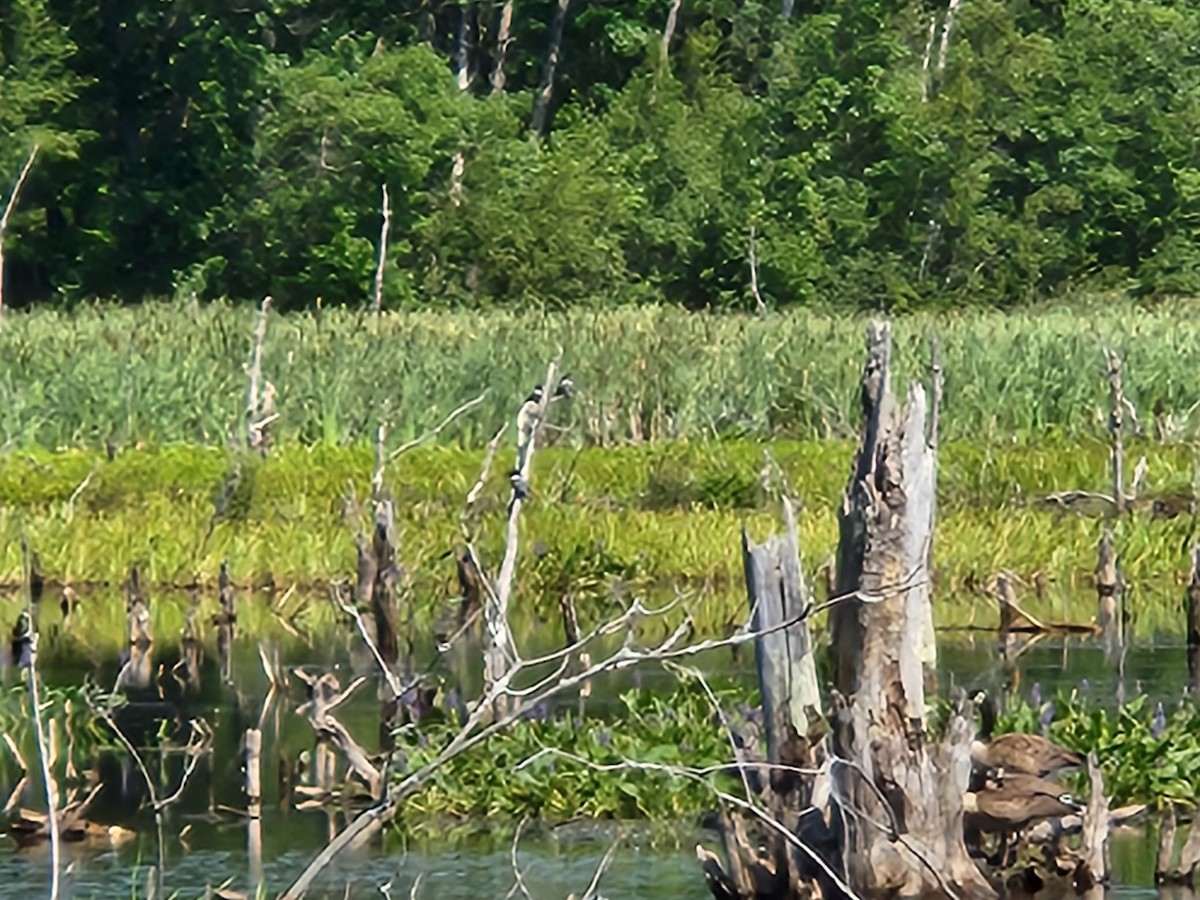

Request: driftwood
left=828, top=322, right=993, bottom=898
left=294, top=670, right=382, bottom=799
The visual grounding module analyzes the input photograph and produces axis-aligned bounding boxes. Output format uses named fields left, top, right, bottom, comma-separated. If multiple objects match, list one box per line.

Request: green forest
left=4, top=0, right=1200, bottom=312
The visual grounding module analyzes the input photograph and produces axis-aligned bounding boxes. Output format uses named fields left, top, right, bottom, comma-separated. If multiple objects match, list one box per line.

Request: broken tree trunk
left=1188, top=546, right=1200, bottom=697
left=1095, top=528, right=1121, bottom=640
left=740, top=496, right=823, bottom=895
left=1074, top=753, right=1110, bottom=893
left=828, top=321, right=993, bottom=899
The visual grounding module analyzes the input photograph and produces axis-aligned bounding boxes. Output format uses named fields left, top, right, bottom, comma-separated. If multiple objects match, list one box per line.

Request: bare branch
left=390, top=392, right=488, bottom=460
left=0, top=144, right=39, bottom=327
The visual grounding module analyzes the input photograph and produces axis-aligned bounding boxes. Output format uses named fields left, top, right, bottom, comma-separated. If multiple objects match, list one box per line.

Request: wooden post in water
left=1096, top=528, right=1119, bottom=635
left=118, top=564, right=154, bottom=691
left=1187, top=546, right=1200, bottom=697
left=828, top=322, right=992, bottom=899
left=245, top=727, right=263, bottom=884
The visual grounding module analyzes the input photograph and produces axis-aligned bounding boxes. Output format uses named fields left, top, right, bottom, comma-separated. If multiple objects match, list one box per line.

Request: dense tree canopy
left=3, top=0, right=1200, bottom=311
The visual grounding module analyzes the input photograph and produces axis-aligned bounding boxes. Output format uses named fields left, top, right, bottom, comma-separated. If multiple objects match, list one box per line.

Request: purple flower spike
left=1039, top=701, right=1056, bottom=733
left=1080, top=678, right=1090, bottom=692
left=1030, top=682, right=1043, bottom=707
left=1152, top=702, right=1167, bottom=739
left=596, top=728, right=612, bottom=747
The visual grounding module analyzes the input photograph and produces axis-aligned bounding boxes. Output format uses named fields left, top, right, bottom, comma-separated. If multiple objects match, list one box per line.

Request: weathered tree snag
left=1074, top=753, right=1110, bottom=892
left=1095, top=529, right=1119, bottom=635
left=1104, top=349, right=1126, bottom=514
left=118, top=564, right=154, bottom=691
left=743, top=496, right=820, bottom=750
left=829, top=322, right=993, bottom=899
left=741, top=496, right=823, bottom=895
left=1187, top=546, right=1200, bottom=696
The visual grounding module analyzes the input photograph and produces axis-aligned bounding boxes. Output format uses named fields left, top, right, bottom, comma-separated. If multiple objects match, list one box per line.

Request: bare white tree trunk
left=371, top=185, right=391, bottom=314
left=782, top=0, right=795, bottom=19
left=936, top=0, right=963, bottom=75
left=530, top=0, right=571, bottom=137
left=491, top=1, right=515, bottom=96
left=661, top=0, right=683, bottom=64
left=0, top=145, right=40, bottom=327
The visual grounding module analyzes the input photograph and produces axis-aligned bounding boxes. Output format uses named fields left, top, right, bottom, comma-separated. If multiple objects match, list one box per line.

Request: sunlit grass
left=0, top=438, right=1197, bottom=646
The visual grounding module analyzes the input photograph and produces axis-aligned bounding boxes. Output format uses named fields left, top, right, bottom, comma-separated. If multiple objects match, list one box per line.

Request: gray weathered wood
left=1076, top=752, right=1110, bottom=890
left=829, top=321, right=993, bottom=899
left=742, top=496, right=820, bottom=744
left=1105, top=349, right=1126, bottom=514
left=1187, top=546, right=1200, bottom=696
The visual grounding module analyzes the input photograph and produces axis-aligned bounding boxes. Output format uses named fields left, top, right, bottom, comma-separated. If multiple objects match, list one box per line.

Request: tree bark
left=455, top=2, right=477, bottom=93
left=530, top=0, right=571, bottom=138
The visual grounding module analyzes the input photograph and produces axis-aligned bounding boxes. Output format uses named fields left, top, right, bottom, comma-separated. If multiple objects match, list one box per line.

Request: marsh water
left=0, top=588, right=1191, bottom=899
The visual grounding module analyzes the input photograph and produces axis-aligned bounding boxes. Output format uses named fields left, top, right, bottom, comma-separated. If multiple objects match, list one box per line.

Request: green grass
left=5, top=299, right=1200, bottom=449
left=1, top=437, right=1197, bottom=647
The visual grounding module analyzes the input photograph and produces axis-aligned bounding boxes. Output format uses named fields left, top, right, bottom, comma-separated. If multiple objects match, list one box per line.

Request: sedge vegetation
left=1, top=434, right=1197, bottom=646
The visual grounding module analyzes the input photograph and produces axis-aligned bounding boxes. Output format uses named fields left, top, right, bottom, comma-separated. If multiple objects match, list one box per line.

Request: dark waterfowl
left=970, top=690, right=1083, bottom=778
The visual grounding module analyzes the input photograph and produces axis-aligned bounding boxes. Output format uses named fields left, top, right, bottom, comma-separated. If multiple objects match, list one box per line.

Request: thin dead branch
left=372, top=185, right=391, bottom=313
left=0, top=144, right=39, bottom=326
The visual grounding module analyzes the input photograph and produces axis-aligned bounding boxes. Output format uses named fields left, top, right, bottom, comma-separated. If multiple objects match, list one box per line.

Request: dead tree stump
left=829, top=322, right=993, bottom=899
left=1187, top=547, right=1200, bottom=697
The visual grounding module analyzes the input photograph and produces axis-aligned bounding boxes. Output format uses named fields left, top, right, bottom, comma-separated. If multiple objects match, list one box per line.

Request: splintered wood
left=829, top=322, right=989, bottom=898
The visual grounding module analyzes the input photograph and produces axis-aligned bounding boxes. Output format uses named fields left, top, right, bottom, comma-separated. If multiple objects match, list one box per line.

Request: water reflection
left=0, top=586, right=1193, bottom=899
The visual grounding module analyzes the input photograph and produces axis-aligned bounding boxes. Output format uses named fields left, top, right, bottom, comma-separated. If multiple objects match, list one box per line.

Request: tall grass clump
left=4, top=299, right=1200, bottom=449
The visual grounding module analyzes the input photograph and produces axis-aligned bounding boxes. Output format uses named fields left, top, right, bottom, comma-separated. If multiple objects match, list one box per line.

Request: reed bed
left=1, top=439, right=1196, bottom=644
left=4, top=299, right=1200, bottom=448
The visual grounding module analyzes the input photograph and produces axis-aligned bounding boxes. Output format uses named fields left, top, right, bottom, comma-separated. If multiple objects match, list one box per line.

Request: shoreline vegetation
left=2, top=303, right=1200, bottom=641
left=1, top=436, right=1199, bottom=640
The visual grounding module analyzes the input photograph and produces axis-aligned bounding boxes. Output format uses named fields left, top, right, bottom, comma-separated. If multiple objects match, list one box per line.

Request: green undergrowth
left=1, top=437, right=1199, bottom=642
left=995, top=692, right=1200, bottom=808
left=393, top=684, right=739, bottom=829
left=6, top=302, right=1200, bottom=449
left=395, top=682, right=1200, bottom=826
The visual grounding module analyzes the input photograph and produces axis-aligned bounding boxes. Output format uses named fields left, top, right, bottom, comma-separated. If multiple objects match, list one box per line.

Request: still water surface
left=0, top=595, right=1188, bottom=899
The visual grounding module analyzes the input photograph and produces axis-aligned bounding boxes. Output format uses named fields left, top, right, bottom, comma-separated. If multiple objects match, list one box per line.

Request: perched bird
left=970, top=690, right=1083, bottom=779
left=509, top=470, right=532, bottom=501
left=554, top=374, right=575, bottom=399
